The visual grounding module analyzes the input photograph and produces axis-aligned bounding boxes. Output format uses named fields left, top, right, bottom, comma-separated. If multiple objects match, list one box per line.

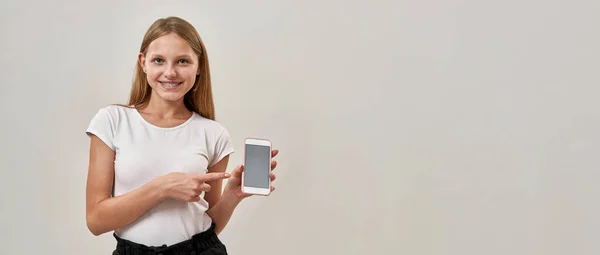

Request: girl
left=85, top=16, right=279, bottom=255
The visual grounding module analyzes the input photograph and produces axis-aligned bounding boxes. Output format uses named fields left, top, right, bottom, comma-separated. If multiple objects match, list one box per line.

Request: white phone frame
left=241, top=138, right=272, bottom=196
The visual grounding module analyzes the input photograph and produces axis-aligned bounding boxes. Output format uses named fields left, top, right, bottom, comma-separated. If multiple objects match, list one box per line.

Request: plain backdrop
left=1, top=0, right=599, bottom=254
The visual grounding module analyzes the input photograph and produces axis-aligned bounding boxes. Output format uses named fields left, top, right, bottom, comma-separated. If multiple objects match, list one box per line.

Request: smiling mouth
left=159, top=81, right=183, bottom=88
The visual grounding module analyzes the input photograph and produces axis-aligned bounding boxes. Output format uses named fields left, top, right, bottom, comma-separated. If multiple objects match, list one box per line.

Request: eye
left=178, top=59, right=190, bottom=64
left=152, top=58, right=164, bottom=64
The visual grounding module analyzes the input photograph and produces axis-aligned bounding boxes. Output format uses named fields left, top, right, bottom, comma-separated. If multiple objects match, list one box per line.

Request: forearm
left=87, top=180, right=164, bottom=236
left=206, top=192, right=243, bottom=235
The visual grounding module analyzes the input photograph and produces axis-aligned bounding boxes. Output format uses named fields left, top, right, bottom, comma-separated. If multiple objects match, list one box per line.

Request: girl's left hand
left=225, top=149, right=279, bottom=199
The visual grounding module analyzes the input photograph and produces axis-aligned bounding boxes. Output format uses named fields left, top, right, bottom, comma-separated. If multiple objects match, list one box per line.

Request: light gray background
left=1, top=0, right=599, bottom=254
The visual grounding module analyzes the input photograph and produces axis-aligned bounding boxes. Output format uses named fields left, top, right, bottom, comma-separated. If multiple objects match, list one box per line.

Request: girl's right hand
left=157, top=172, right=231, bottom=202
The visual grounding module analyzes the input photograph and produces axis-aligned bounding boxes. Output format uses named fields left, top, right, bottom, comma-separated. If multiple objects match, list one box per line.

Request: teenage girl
left=85, top=16, right=279, bottom=255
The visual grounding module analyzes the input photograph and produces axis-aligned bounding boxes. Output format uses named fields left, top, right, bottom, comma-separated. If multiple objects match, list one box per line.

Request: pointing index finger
left=196, top=172, right=231, bottom=182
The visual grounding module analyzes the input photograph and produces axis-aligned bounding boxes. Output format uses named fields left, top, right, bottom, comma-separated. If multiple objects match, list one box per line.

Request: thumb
left=195, top=172, right=231, bottom=182
left=231, top=165, right=244, bottom=178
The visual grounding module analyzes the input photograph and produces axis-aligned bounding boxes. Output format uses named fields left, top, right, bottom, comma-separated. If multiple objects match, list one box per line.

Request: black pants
left=112, top=224, right=227, bottom=255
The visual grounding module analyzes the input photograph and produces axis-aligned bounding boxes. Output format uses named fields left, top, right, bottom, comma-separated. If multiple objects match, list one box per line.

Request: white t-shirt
left=85, top=104, right=235, bottom=246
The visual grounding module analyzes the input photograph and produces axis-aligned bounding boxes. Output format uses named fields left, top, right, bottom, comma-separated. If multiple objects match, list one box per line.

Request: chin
left=155, top=91, right=188, bottom=102
left=161, top=95, right=186, bottom=102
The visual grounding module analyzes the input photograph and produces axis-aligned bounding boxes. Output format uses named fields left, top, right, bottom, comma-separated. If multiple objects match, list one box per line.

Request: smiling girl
left=84, top=16, right=279, bottom=255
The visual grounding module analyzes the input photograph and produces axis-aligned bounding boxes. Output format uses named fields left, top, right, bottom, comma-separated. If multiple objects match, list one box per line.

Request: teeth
left=161, top=82, right=181, bottom=87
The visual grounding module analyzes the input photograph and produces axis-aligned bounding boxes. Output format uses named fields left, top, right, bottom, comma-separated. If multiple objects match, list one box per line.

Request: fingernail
left=224, top=173, right=231, bottom=177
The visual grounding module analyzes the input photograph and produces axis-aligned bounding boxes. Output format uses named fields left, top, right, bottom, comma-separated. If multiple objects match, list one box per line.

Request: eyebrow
left=149, top=54, right=194, bottom=59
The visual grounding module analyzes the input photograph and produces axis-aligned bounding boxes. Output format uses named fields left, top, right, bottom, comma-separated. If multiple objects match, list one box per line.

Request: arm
left=85, top=135, right=165, bottom=236
left=205, top=155, right=242, bottom=235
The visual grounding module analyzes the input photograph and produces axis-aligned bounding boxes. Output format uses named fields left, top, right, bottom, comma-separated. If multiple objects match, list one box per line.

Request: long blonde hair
left=127, top=16, right=216, bottom=120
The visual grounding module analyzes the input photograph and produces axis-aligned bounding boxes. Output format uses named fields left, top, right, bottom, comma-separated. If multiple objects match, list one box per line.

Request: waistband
left=113, top=223, right=223, bottom=254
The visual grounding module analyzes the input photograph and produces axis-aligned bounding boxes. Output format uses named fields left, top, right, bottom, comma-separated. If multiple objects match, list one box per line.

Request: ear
left=138, top=53, right=146, bottom=72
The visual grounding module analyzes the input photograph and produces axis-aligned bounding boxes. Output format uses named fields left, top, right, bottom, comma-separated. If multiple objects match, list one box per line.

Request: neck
left=141, top=93, right=191, bottom=118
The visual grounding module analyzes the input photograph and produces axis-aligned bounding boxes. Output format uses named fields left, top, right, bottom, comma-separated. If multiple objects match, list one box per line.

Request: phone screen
left=244, top=144, right=271, bottom=189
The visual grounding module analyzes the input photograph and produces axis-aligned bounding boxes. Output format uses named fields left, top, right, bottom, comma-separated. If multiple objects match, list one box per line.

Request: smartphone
left=242, top=138, right=272, bottom=196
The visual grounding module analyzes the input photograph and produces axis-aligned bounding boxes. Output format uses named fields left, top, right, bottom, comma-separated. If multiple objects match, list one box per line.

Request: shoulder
left=188, top=114, right=235, bottom=150
left=87, top=105, right=135, bottom=150
left=97, top=104, right=136, bottom=118
left=189, top=114, right=229, bottom=136
left=87, top=104, right=138, bottom=136
left=189, top=115, right=236, bottom=165
left=91, top=104, right=137, bottom=124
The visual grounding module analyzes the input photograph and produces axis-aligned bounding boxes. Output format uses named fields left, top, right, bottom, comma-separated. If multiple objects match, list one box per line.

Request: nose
left=164, top=64, right=177, bottom=78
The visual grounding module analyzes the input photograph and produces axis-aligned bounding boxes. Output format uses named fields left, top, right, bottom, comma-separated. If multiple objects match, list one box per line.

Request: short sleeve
left=209, top=128, right=235, bottom=167
left=86, top=108, right=116, bottom=151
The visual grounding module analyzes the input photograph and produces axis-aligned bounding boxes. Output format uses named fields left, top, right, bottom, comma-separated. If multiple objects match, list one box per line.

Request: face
left=139, top=33, right=200, bottom=104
